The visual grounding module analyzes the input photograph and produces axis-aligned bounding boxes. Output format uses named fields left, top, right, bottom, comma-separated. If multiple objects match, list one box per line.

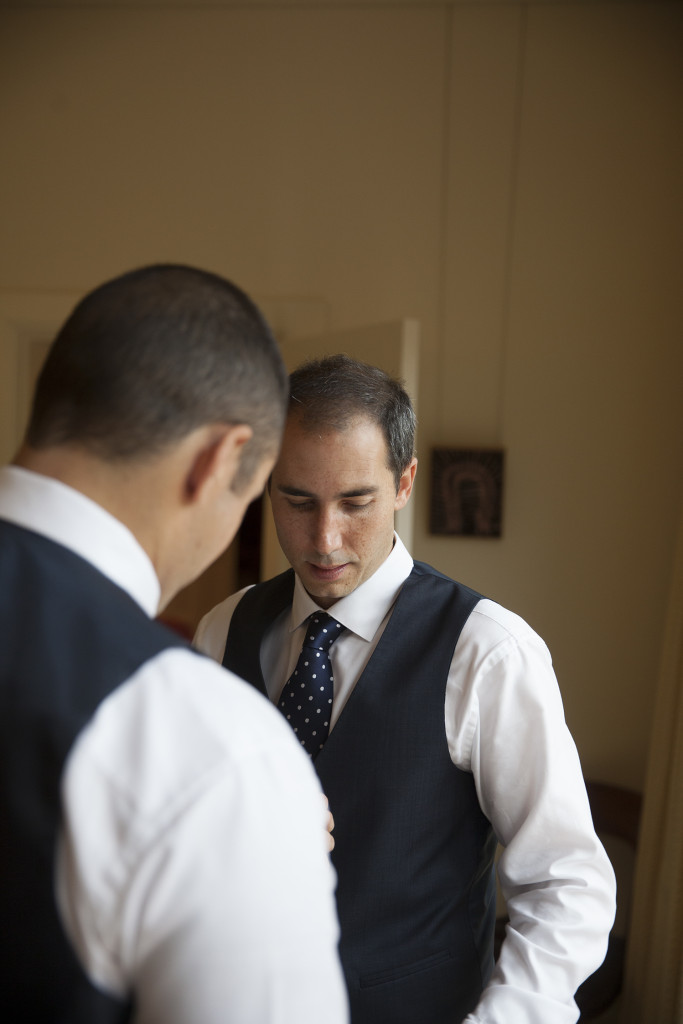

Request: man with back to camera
left=0, top=266, right=349, bottom=1024
left=195, top=353, right=617, bottom=1024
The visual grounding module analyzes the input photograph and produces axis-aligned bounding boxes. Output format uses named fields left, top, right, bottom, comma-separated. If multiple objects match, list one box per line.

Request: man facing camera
left=0, top=267, right=348, bottom=1024
left=195, top=353, right=616, bottom=1024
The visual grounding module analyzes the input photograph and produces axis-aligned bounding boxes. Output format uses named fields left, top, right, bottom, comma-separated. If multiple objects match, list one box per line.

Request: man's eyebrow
left=277, top=486, right=315, bottom=497
left=337, top=487, right=379, bottom=498
left=277, top=485, right=380, bottom=499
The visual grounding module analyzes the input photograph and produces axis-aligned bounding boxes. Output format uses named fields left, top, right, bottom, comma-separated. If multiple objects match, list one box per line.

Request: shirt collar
left=0, top=465, right=161, bottom=617
left=290, top=533, right=414, bottom=642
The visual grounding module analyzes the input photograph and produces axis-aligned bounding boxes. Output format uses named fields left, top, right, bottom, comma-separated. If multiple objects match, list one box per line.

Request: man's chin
left=301, top=564, right=355, bottom=607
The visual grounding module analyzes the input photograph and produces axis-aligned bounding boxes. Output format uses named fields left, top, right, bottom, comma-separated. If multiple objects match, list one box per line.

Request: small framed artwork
left=430, top=448, right=505, bottom=537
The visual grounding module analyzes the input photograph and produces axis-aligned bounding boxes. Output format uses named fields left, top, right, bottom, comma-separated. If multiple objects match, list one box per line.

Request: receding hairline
left=287, top=404, right=379, bottom=434
left=283, top=408, right=402, bottom=488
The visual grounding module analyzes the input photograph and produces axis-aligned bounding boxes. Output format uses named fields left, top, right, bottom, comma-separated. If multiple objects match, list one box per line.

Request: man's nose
left=312, top=508, right=342, bottom=554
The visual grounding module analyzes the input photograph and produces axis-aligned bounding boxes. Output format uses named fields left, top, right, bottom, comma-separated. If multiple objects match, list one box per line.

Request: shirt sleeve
left=57, top=648, right=349, bottom=1024
left=446, top=601, right=617, bottom=1024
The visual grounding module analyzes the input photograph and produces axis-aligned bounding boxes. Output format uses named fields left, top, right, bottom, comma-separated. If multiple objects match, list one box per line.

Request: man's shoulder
left=409, top=563, right=546, bottom=648
left=68, top=645, right=309, bottom=828
left=466, top=597, right=550, bottom=658
left=410, top=559, right=483, bottom=599
left=194, top=569, right=295, bottom=659
left=61, top=646, right=325, bottom=946
left=147, top=646, right=303, bottom=756
left=193, top=586, right=254, bottom=658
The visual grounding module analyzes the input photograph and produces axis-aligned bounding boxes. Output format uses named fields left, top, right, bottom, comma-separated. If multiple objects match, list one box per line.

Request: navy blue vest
left=224, top=561, right=497, bottom=1024
left=0, top=519, right=187, bottom=1023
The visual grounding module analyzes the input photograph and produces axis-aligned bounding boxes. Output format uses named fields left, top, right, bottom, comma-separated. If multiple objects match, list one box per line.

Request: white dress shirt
left=195, top=534, right=616, bottom=1024
left=0, top=466, right=349, bottom=1024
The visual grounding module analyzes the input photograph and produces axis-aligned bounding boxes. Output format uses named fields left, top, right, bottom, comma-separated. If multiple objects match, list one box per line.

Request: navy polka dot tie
left=279, top=612, right=345, bottom=758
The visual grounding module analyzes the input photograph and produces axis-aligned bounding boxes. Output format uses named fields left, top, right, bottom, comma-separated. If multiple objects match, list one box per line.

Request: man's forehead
left=283, top=411, right=385, bottom=447
left=273, top=416, right=394, bottom=490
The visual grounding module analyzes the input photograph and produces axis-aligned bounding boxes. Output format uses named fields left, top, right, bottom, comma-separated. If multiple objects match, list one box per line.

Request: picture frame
left=430, top=447, right=504, bottom=537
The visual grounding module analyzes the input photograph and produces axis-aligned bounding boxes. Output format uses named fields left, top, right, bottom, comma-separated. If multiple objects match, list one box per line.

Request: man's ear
left=183, top=424, right=253, bottom=503
left=394, top=457, right=418, bottom=511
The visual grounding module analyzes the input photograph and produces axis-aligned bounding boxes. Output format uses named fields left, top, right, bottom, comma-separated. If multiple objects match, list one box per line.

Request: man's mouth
left=307, top=563, right=349, bottom=582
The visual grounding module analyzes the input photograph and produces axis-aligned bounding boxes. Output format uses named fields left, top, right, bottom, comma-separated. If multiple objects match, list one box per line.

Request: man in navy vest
left=0, top=267, right=349, bottom=1024
left=195, top=353, right=617, bottom=1024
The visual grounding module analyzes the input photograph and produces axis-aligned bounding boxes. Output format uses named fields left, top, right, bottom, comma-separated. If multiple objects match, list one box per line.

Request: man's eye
left=288, top=499, right=313, bottom=510
left=344, top=501, right=371, bottom=511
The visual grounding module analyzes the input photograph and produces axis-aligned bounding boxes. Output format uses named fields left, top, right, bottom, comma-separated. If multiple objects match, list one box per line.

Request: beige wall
left=1, top=1, right=681, bottom=792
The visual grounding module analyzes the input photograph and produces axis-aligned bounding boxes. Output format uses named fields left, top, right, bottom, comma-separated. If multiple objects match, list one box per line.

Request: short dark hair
left=27, top=264, right=288, bottom=492
left=288, top=354, right=416, bottom=489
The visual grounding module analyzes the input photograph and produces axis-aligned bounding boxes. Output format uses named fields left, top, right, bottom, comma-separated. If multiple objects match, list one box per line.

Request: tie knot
left=304, top=613, right=345, bottom=651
